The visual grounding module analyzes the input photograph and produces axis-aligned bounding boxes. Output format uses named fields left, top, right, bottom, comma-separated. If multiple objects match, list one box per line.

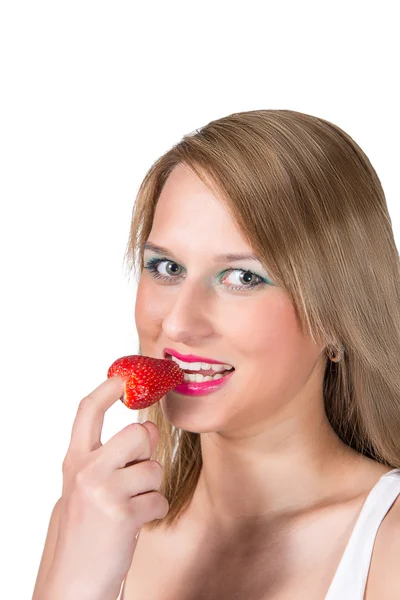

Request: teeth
left=169, top=355, right=233, bottom=373
left=184, top=372, right=225, bottom=382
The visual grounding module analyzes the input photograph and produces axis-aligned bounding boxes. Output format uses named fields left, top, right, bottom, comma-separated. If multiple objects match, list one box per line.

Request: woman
left=33, top=109, right=400, bottom=600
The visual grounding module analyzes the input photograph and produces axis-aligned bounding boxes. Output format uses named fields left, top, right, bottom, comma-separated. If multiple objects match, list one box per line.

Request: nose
left=161, top=279, right=214, bottom=344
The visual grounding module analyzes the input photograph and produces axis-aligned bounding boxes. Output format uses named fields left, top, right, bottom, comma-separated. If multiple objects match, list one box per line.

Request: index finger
left=68, top=375, right=126, bottom=454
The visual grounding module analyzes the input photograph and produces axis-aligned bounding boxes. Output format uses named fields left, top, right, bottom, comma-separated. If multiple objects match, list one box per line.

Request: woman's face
left=135, top=163, right=326, bottom=434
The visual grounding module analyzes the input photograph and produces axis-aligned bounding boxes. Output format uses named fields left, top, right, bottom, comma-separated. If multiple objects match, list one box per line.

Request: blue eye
left=143, top=257, right=270, bottom=292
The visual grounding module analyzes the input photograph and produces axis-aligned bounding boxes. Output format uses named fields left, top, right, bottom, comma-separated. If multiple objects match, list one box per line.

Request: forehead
left=148, top=164, right=251, bottom=254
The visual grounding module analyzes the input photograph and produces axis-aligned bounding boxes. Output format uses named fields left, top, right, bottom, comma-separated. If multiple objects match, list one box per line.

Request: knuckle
left=149, top=490, right=162, bottom=506
left=144, top=458, right=162, bottom=471
left=73, top=464, right=98, bottom=492
left=151, top=492, right=169, bottom=518
left=90, top=482, right=110, bottom=505
left=130, top=491, right=169, bottom=524
left=77, top=395, right=93, bottom=413
left=62, top=453, right=79, bottom=479
left=139, top=458, right=163, bottom=477
left=148, top=460, right=164, bottom=486
left=129, top=421, right=148, bottom=437
left=74, top=468, right=90, bottom=488
left=128, top=422, right=151, bottom=451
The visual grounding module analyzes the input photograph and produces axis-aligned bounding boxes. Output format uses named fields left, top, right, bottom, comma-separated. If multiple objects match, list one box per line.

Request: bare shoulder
left=364, top=470, right=400, bottom=599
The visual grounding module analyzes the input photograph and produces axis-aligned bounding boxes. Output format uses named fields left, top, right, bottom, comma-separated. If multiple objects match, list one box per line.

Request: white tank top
left=325, top=467, right=400, bottom=599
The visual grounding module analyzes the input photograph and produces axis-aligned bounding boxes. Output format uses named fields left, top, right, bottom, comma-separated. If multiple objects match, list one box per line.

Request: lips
left=173, top=369, right=235, bottom=396
left=163, top=347, right=234, bottom=367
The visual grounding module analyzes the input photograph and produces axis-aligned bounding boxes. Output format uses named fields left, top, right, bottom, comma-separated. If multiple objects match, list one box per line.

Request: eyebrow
left=141, top=242, right=261, bottom=263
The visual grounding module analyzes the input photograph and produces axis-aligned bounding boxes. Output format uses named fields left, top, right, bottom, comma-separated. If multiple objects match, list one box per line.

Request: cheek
left=228, top=296, right=320, bottom=410
left=229, top=293, right=309, bottom=365
left=135, top=280, right=165, bottom=335
left=135, top=281, right=312, bottom=369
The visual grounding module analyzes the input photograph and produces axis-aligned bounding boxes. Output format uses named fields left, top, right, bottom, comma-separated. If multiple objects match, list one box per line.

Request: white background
left=0, top=1, right=399, bottom=598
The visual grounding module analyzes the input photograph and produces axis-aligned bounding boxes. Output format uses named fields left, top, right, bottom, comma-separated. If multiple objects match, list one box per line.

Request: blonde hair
left=123, top=109, right=400, bottom=530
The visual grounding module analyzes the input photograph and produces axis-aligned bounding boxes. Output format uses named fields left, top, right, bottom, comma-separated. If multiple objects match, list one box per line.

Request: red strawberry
left=107, top=355, right=185, bottom=409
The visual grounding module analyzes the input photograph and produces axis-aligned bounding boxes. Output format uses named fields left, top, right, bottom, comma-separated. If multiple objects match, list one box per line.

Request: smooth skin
left=135, top=163, right=377, bottom=528
left=32, top=375, right=168, bottom=600
left=33, top=162, right=400, bottom=600
left=126, top=163, right=399, bottom=599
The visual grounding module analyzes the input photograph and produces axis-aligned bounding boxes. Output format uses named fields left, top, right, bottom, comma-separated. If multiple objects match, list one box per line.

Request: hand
left=46, top=376, right=168, bottom=600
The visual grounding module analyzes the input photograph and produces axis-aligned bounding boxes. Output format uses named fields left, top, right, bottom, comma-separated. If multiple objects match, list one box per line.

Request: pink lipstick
left=163, top=347, right=233, bottom=366
left=163, top=347, right=235, bottom=397
left=172, top=370, right=235, bottom=396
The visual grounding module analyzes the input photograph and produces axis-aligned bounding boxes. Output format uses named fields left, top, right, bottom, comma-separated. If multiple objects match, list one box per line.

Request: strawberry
left=107, top=355, right=185, bottom=409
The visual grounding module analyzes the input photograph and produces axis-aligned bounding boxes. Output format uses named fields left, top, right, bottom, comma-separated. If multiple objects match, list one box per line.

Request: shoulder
left=364, top=473, right=400, bottom=599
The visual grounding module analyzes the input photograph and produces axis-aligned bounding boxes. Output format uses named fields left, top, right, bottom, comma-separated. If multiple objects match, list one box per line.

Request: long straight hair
left=123, top=109, right=400, bottom=530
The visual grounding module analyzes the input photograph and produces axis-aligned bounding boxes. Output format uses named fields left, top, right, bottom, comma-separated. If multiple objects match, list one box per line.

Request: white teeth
left=183, top=372, right=225, bottom=382
left=169, top=355, right=233, bottom=373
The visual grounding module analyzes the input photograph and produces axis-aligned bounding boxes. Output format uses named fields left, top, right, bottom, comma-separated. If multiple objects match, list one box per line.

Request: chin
left=159, top=393, right=227, bottom=434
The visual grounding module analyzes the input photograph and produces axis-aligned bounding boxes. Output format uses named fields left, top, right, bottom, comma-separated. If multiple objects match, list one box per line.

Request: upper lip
left=164, top=347, right=234, bottom=366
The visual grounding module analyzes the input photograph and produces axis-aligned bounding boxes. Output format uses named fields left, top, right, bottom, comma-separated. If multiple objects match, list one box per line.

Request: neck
left=188, top=404, right=364, bottom=533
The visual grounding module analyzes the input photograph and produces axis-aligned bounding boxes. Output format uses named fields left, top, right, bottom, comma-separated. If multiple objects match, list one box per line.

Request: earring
left=326, top=345, right=344, bottom=362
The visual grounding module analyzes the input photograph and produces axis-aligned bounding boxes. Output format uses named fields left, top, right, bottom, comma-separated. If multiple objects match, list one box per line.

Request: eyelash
left=143, top=257, right=268, bottom=292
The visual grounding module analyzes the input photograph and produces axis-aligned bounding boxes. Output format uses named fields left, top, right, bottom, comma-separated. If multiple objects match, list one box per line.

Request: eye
left=143, top=257, right=270, bottom=292
left=143, top=258, right=183, bottom=281
left=218, top=269, right=264, bottom=290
